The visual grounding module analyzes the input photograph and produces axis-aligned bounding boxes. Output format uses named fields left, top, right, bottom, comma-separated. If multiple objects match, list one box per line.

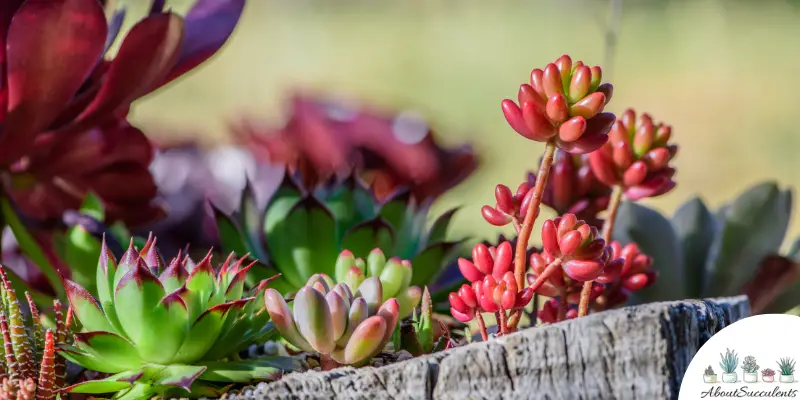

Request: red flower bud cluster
left=449, top=242, right=534, bottom=323
left=540, top=214, right=623, bottom=282
left=480, top=183, right=534, bottom=227
left=589, top=109, right=678, bottom=200
left=536, top=152, right=612, bottom=228
left=501, top=55, right=616, bottom=154
left=594, top=242, right=657, bottom=309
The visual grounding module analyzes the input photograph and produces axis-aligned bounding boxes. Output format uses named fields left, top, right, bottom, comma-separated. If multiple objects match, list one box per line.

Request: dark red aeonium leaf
left=233, top=92, right=479, bottom=202
left=6, top=119, right=163, bottom=227
left=0, top=0, right=244, bottom=224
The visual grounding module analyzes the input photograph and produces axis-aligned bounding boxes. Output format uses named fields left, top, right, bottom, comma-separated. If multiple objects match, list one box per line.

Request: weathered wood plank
left=223, top=297, right=749, bottom=400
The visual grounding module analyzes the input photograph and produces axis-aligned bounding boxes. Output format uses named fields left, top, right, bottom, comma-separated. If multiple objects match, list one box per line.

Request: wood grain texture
left=223, top=297, right=749, bottom=400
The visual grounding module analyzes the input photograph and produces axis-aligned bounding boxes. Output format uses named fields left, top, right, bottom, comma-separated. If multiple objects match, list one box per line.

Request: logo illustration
left=679, top=314, right=800, bottom=399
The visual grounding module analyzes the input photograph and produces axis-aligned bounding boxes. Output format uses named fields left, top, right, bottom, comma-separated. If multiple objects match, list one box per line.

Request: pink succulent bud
left=480, top=183, right=534, bottom=227
left=501, top=55, right=615, bottom=154
left=456, top=241, right=514, bottom=283
left=588, top=109, right=677, bottom=200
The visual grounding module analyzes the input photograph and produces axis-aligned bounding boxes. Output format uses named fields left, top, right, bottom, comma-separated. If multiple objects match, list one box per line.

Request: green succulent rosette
left=58, top=237, right=293, bottom=399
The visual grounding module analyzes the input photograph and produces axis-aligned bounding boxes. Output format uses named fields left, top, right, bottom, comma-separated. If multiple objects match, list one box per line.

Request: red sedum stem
left=510, top=141, right=557, bottom=328
left=578, top=185, right=623, bottom=317
left=475, top=311, right=489, bottom=341
left=514, top=141, right=558, bottom=289
left=557, top=286, right=568, bottom=322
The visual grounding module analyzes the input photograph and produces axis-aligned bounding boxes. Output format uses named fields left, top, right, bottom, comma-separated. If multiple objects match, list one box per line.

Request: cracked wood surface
left=224, top=297, right=749, bottom=400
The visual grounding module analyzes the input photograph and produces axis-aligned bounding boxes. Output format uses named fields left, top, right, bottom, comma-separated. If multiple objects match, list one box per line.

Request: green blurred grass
left=129, top=0, right=800, bottom=248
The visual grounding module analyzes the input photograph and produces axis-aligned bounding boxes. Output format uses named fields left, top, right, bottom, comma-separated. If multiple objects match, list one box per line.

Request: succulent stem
left=475, top=310, right=488, bottom=341
left=496, top=311, right=509, bottom=335
left=514, top=141, right=558, bottom=291
left=320, top=354, right=343, bottom=371
left=578, top=185, right=623, bottom=317
left=557, top=286, right=568, bottom=322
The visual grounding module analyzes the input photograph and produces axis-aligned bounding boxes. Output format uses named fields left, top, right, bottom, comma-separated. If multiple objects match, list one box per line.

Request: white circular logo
left=680, top=314, right=800, bottom=399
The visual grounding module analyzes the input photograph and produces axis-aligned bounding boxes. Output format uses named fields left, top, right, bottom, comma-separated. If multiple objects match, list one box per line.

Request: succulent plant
left=743, top=356, right=759, bottom=374
left=527, top=251, right=606, bottom=305
left=704, top=366, right=716, bottom=376
left=0, top=268, right=68, bottom=400
left=610, top=181, right=797, bottom=313
left=501, top=55, right=615, bottom=154
left=719, top=349, right=739, bottom=374
left=214, top=171, right=464, bottom=303
left=264, top=275, right=400, bottom=367
left=589, top=109, right=677, bottom=201
left=778, top=358, right=796, bottom=376
left=539, top=153, right=612, bottom=228
left=58, top=236, right=292, bottom=399
left=762, top=368, right=776, bottom=377
left=333, top=249, right=421, bottom=318
left=448, top=241, right=535, bottom=336
left=530, top=214, right=622, bottom=286
left=592, top=242, right=657, bottom=310
left=0, top=0, right=244, bottom=226
left=233, top=92, right=478, bottom=202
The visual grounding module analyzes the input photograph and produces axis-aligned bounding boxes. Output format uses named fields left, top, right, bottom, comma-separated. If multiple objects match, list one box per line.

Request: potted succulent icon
left=704, top=366, right=718, bottom=383
left=762, top=368, right=776, bottom=383
left=743, top=356, right=759, bottom=383
left=778, top=358, right=796, bottom=383
left=720, top=348, right=740, bottom=383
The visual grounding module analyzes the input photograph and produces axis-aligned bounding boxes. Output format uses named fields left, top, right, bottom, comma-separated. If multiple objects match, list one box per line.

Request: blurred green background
left=124, top=0, right=800, bottom=247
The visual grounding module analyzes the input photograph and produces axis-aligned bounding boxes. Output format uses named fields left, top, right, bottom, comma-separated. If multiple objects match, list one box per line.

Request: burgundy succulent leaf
left=588, top=109, right=678, bottom=200
left=501, top=55, right=615, bottom=154
left=538, top=298, right=578, bottom=324
left=0, top=0, right=245, bottom=226
left=233, top=92, right=479, bottom=202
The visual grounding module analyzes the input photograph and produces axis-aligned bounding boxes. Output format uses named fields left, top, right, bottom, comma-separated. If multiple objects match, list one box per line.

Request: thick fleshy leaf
left=263, top=174, right=304, bottom=287
left=341, top=219, right=395, bottom=260
left=184, top=253, right=216, bottom=321
left=612, top=201, right=685, bottom=303
left=199, top=358, right=292, bottom=383
left=293, top=287, right=335, bottom=354
left=160, top=0, right=245, bottom=85
left=427, top=207, right=459, bottom=244
left=62, top=278, right=113, bottom=332
left=57, top=346, right=127, bottom=374
left=1, top=0, right=107, bottom=164
left=152, top=365, right=207, bottom=391
left=213, top=205, right=249, bottom=260
left=355, top=277, right=383, bottom=314
left=114, top=259, right=179, bottom=363
left=199, top=299, right=262, bottom=361
left=172, top=300, right=235, bottom=363
left=671, top=196, right=716, bottom=298
left=65, top=224, right=102, bottom=294
left=266, top=196, right=338, bottom=289
left=72, top=13, right=185, bottom=131
left=742, top=255, right=798, bottom=314
left=341, top=316, right=387, bottom=365
left=73, top=331, right=141, bottom=371
left=263, top=289, right=313, bottom=352
left=238, top=183, right=269, bottom=266
left=337, top=298, right=368, bottom=347
left=1, top=198, right=64, bottom=299
left=378, top=259, right=407, bottom=300
left=410, top=241, right=461, bottom=287
left=703, top=183, right=792, bottom=297
left=63, top=371, right=142, bottom=394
